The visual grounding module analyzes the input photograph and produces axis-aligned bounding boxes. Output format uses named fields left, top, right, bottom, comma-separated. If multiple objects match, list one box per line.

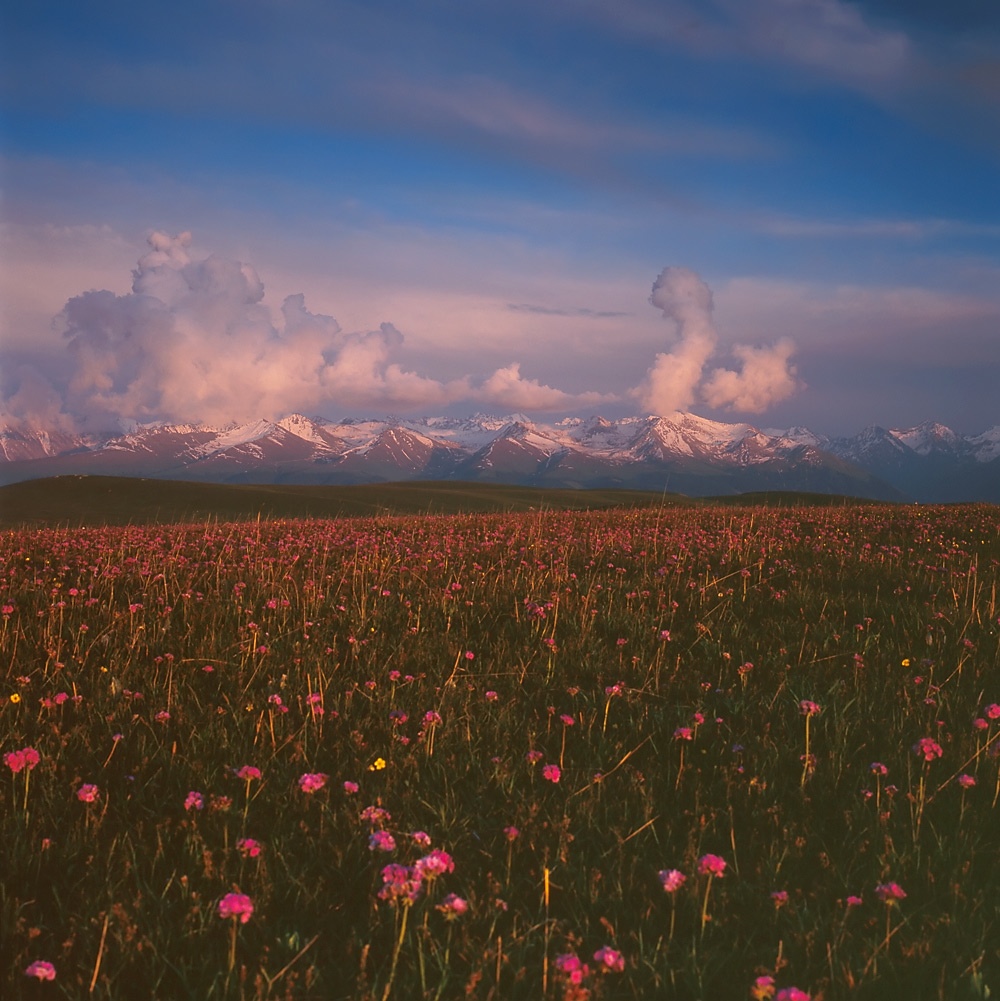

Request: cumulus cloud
left=632, top=266, right=800, bottom=415
left=477, top=363, right=611, bottom=411
left=3, top=231, right=613, bottom=427
left=703, top=338, right=799, bottom=412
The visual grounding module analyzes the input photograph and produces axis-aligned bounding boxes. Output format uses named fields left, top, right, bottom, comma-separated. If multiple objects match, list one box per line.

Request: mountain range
left=2, top=412, right=999, bottom=503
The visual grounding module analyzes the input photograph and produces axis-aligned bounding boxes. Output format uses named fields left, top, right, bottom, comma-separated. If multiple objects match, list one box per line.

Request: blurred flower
left=218, top=892, right=254, bottom=923
left=4, top=746, right=40, bottom=773
left=378, top=863, right=422, bottom=904
left=504, top=825, right=520, bottom=841
left=415, top=849, right=454, bottom=879
left=236, top=837, right=262, bottom=858
left=659, top=868, right=686, bottom=893
left=343, top=780, right=359, bottom=794
left=913, top=737, right=943, bottom=762
left=593, top=945, right=624, bottom=973
left=874, top=882, right=906, bottom=903
left=369, top=830, right=397, bottom=853
left=958, top=773, right=977, bottom=788
left=775, top=989, right=810, bottom=1001
left=869, top=762, right=888, bottom=775
left=846, top=895, right=863, bottom=908
left=698, top=854, right=727, bottom=877
left=799, top=700, right=821, bottom=716
left=369, top=757, right=387, bottom=772
left=437, top=893, right=468, bottom=919
left=525, top=750, right=543, bottom=764
left=235, top=765, right=262, bottom=781
left=771, top=890, right=789, bottom=908
left=751, top=975, right=775, bottom=1000
left=24, top=960, right=56, bottom=980
left=673, top=726, right=694, bottom=741
left=542, top=763, right=561, bottom=783
left=298, top=772, right=328, bottom=794
left=554, top=952, right=589, bottom=986
left=77, top=783, right=99, bottom=803
left=410, top=830, right=432, bottom=847
left=184, top=791, right=204, bottom=811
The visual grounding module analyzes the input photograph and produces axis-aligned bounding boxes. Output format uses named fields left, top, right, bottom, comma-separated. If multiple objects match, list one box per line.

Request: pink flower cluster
left=874, top=881, right=906, bottom=903
left=913, top=737, right=943, bottom=762
left=4, top=746, right=40, bottom=773
left=436, top=892, right=468, bottom=919
left=24, top=960, right=56, bottom=980
left=658, top=868, right=686, bottom=893
left=77, top=783, right=99, bottom=803
left=218, top=892, right=254, bottom=923
left=697, top=853, right=727, bottom=878
left=378, top=863, right=423, bottom=905
left=415, top=848, right=454, bottom=880
left=235, top=764, right=262, bottom=781
left=298, top=772, right=328, bottom=794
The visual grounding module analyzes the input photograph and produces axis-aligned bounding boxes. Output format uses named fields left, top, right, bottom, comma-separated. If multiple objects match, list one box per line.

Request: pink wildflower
left=593, top=945, right=625, bottom=973
left=504, top=825, right=520, bottom=841
left=751, top=975, right=776, bottom=1000
left=24, top=960, right=56, bottom=981
left=218, top=892, right=254, bottom=923
left=415, top=848, right=454, bottom=879
left=235, top=765, right=262, bottom=781
left=4, top=746, right=40, bottom=773
left=184, top=791, right=204, bottom=811
left=775, top=989, right=810, bottom=1001
left=869, top=762, right=888, bottom=775
left=298, top=772, right=328, bottom=794
left=378, top=863, right=422, bottom=904
left=698, top=853, right=727, bottom=877
left=236, top=837, right=262, bottom=858
left=76, top=783, right=99, bottom=803
left=673, top=726, right=694, bottom=741
left=525, top=749, right=543, bottom=764
left=542, top=763, right=561, bottom=783
left=799, top=700, right=821, bottom=716
left=658, top=868, right=686, bottom=893
left=369, top=830, right=397, bottom=853
left=554, top=953, right=590, bottom=986
left=771, top=890, right=789, bottom=907
left=343, top=780, right=359, bottom=795
left=913, top=737, right=943, bottom=762
left=874, top=882, right=906, bottom=903
left=485, top=690, right=499, bottom=701
left=410, top=830, right=432, bottom=847
left=846, top=895, right=863, bottom=908
left=437, top=893, right=468, bottom=919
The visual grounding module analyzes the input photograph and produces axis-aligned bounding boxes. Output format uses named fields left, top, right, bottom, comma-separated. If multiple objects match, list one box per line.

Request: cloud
left=632, top=266, right=800, bottom=415
left=477, top=363, right=611, bottom=411
left=4, top=231, right=622, bottom=427
left=507, top=303, right=631, bottom=318
left=703, top=338, right=799, bottom=411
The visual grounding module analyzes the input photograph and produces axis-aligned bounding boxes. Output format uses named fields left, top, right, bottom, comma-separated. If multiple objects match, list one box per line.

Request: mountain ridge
left=2, top=412, right=998, bottom=502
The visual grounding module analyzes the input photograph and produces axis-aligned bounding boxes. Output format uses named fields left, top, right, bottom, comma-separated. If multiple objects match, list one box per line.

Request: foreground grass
left=2, top=503, right=999, bottom=999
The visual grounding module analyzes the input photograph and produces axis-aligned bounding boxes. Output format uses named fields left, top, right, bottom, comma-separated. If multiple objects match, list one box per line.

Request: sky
left=1, top=0, right=998, bottom=437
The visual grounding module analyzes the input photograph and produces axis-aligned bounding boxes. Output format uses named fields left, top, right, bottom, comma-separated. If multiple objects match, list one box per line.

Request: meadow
left=2, top=501, right=999, bottom=999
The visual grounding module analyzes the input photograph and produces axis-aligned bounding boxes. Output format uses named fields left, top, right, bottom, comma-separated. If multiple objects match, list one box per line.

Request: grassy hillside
left=0, top=475, right=690, bottom=527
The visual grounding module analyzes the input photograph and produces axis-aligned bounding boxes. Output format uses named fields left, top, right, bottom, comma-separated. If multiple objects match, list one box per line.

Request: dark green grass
left=0, top=474, right=895, bottom=530
left=0, top=476, right=690, bottom=528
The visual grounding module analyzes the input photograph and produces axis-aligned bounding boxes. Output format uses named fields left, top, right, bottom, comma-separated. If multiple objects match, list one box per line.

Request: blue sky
left=1, top=0, right=998, bottom=435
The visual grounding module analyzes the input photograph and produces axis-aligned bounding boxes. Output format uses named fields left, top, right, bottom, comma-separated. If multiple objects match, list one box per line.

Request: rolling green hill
left=0, top=475, right=692, bottom=527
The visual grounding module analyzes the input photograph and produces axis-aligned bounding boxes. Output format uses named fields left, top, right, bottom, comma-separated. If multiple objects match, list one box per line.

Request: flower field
left=2, top=503, right=999, bottom=999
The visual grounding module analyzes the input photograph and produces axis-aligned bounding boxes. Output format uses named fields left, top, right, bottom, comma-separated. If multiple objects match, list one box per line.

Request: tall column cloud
left=632, top=266, right=800, bottom=415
